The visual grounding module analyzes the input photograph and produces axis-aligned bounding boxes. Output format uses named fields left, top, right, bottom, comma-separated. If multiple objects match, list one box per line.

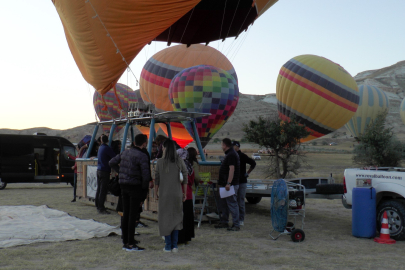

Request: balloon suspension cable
left=223, top=4, right=253, bottom=59
left=229, top=27, right=251, bottom=62
left=179, top=7, right=195, bottom=45
left=85, top=0, right=140, bottom=86
left=218, top=0, right=228, bottom=51
left=101, top=94, right=108, bottom=111
left=220, top=0, right=241, bottom=53
left=113, top=85, right=123, bottom=110
left=100, top=91, right=114, bottom=121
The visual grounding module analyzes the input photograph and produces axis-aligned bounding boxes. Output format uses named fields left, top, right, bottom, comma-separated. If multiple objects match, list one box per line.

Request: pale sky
left=1, top=1, right=404, bottom=130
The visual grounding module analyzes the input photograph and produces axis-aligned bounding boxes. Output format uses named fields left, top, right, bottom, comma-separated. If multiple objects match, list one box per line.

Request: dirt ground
left=1, top=183, right=405, bottom=270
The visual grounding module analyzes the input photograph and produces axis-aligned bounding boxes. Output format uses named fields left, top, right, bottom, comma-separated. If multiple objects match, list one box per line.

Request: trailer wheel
left=0, top=180, right=7, bottom=190
left=377, top=201, right=405, bottom=241
left=316, top=184, right=344, bottom=194
left=291, top=229, right=305, bottom=242
left=246, top=197, right=262, bottom=204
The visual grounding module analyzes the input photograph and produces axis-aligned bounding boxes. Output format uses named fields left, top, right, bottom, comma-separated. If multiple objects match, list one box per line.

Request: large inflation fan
left=270, top=179, right=289, bottom=233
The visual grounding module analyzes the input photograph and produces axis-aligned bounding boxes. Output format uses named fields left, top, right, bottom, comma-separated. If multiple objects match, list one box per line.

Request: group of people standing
left=93, top=133, right=199, bottom=252
left=74, top=133, right=256, bottom=252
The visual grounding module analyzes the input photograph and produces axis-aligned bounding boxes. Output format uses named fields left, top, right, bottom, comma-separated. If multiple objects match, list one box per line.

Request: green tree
left=243, top=116, right=310, bottom=178
left=353, top=111, right=404, bottom=167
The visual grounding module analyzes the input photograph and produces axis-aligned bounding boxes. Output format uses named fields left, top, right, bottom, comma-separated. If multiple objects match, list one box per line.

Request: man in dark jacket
left=109, top=134, right=151, bottom=252
left=95, top=135, right=117, bottom=214
left=215, top=138, right=241, bottom=231
left=232, top=141, right=256, bottom=226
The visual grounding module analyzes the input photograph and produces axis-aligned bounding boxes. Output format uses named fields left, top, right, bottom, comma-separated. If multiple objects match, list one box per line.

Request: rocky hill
left=2, top=61, right=405, bottom=143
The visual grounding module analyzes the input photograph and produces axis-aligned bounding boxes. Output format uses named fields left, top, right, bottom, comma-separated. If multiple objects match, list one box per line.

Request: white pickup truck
left=343, top=167, right=405, bottom=240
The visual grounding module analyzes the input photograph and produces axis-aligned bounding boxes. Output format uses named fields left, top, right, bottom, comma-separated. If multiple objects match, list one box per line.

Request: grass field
left=1, top=181, right=405, bottom=270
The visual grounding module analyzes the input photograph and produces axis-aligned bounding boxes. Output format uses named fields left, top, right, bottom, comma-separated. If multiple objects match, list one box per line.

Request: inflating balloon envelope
left=276, top=55, right=360, bottom=142
left=93, top=84, right=152, bottom=136
left=140, top=44, right=238, bottom=147
left=169, top=65, right=239, bottom=148
left=344, top=85, right=389, bottom=138
left=53, top=0, right=277, bottom=95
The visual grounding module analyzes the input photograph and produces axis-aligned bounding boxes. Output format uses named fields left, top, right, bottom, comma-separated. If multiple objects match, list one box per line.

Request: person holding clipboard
left=215, top=138, right=241, bottom=231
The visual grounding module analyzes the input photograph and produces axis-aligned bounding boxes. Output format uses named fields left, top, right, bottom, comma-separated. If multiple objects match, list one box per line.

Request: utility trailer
left=245, top=177, right=343, bottom=204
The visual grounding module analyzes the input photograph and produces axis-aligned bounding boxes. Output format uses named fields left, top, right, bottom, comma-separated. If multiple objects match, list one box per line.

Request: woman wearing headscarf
left=177, top=148, right=196, bottom=245
left=187, top=147, right=201, bottom=191
left=155, top=139, right=188, bottom=252
left=154, top=135, right=167, bottom=159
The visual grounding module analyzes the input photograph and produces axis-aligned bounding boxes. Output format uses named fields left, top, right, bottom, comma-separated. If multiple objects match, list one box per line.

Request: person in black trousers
left=232, top=141, right=256, bottom=226
left=95, top=135, right=117, bottom=214
left=110, top=134, right=152, bottom=252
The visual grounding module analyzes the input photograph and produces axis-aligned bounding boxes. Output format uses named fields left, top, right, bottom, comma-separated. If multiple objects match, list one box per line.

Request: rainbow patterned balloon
left=140, top=44, right=237, bottom=147
left=93, top=83, right=149, bottom=135
left=277, top=55, right=360, bottom=142
left=345, top=85, right=389, bottom=138
left=169, top=65, right=239, bottom=147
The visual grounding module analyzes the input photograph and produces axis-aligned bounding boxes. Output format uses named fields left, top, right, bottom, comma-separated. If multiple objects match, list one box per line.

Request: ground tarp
left=0, top=205, right=120, bottom=248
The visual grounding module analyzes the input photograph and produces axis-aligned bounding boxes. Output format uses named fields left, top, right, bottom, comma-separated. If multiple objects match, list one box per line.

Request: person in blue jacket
left=95, top=135, right=117, bottom=214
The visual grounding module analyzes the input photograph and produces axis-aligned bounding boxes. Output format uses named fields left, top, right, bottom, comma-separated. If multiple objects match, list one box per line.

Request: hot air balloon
left=53, top=0, right=200, bottom=95
left=155, top=0, right=279, bottom=45
left=53, top=0, right=277, bottom=96
left=140, top=44, right=237, bottom=111
left=345, top=85, right=389, bottom=138
left=400, top=98, right=405, bottom=125
left=276, top=55, right=360, bottom=142
left=140, top=44, right=237, bottom=146
left=169, top=65, right=239, bottom=147
left=93, top=83, right=150, bottom=136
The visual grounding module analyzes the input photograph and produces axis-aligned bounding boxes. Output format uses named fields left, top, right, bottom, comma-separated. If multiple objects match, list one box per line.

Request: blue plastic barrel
left=352, top=187, right=376, bottom=238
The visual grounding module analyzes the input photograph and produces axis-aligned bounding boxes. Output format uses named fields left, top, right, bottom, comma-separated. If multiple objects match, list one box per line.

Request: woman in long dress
left=155, top=139, right=188, bottom=252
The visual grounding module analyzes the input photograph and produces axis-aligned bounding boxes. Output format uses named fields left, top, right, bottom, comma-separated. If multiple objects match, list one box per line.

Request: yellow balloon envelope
left=345, top=85, right=389, bottom=137
left=276, top=55, right=359, bottom=142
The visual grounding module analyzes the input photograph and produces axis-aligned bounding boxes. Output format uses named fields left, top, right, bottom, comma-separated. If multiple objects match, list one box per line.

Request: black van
left=0, top=134, right=76, bottom=190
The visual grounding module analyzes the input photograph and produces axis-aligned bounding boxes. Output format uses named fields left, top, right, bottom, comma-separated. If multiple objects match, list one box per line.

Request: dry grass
left=2, top=180, right=405, bottom=270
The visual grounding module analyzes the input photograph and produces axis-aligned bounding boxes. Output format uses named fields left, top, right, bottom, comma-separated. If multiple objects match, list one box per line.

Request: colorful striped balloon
left=345, top=85, right=389, bottom=138
left=169, top=65, right=239, bottom=148
left=400, top=97, right=405, bottom=125
left=140, top=44, right=237, bottom=146
left=93, top=84, right=150, bottom=136
left=140, top=44, right=237, bottom=111
left=276, top=55, right=360, bottom=142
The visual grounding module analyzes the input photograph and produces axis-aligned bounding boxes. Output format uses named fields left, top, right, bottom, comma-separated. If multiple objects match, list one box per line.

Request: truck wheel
left=0, top=181, right=6, bottom=190
left=246, top=197, right=262, bottom=204
left=316, top=184, right=344, bottom=194
left=377, top=201, right=405, bottom=241
left=291, top=229, right=305, bottom=242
